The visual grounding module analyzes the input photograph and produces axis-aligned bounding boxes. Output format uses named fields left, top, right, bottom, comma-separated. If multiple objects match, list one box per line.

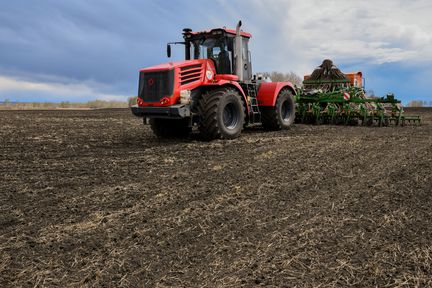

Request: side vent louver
left=179, top=64, right=203, bottom=86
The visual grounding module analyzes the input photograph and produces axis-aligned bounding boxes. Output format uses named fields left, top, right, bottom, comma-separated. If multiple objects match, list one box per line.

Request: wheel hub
left=223, top=103, right=239, bottom=129
left=281, top=100, right=292, bottom=122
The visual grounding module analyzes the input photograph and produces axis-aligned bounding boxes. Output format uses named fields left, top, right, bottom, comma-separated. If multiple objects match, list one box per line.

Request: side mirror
left=167, top=44, right=171, bottom=58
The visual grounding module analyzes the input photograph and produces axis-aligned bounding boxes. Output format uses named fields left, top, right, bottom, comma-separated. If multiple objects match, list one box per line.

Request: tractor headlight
left=180, top=90, right=191, bottom=104
left=206, top=69, right=213, bottom=80
left=205, top=62, right=215, bottom=81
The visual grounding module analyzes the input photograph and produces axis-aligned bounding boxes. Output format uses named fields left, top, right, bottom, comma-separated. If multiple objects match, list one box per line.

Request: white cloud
left=223, top=0, right=432, bottom=75
left=0, top=76, right=128, bottom=102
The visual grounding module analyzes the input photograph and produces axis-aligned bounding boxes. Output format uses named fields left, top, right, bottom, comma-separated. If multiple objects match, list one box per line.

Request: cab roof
left=184, top=28, right=252, bottom=38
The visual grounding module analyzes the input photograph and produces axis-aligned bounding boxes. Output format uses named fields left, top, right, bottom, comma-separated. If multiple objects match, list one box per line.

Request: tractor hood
left=137, top=59, right=217, bottom=107
left=139, top=59, right=210, bottom=73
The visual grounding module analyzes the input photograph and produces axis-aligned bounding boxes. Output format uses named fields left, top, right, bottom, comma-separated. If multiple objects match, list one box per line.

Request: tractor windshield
left=190, top=36, right=234, bottom=74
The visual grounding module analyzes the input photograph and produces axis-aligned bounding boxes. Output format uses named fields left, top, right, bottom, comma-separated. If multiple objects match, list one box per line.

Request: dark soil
left=1, top=108, right=431, bottom=287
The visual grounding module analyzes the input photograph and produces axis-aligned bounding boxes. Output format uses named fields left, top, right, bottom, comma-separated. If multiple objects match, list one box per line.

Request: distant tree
left=407, top=100, right=426, bottom=107
left=259, top=71, right=303, bottom=87
left=59, top=101, right=70, bottom=108
left=365, top=90, right=376, bottom=98
left=2, top=99, right=12, bottom=107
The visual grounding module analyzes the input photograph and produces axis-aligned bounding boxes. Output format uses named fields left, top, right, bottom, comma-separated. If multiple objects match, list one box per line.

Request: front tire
left=198, top=88, right=245, bottom=140
left=149, top=118, right=191, bottom=138
left=261, top=89, right=295, bottom=130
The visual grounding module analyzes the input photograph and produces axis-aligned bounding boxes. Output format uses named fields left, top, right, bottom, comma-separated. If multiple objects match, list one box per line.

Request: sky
left=0, top=0, right=431, bottom=105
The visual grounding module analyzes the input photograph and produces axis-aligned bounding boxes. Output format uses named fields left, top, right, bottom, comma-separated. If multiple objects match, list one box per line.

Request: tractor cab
left=167, top=26, right=252, bottom=82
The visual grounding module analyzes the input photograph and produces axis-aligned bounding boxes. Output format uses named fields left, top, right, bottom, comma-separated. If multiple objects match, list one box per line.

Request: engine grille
left=179, top=64, right=203, bottom=86
left=138, top=70, right=174, bottom=102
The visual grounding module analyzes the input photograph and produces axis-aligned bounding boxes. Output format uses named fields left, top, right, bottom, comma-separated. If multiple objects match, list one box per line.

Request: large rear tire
left=149, top=118, right=191, bottom=138
left=261, top=89, right=295, bottom=130
left=198, top=88, right=245, bottom=140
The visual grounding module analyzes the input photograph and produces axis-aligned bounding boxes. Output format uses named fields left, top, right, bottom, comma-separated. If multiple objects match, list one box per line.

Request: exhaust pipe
left=235, top=20, right=243, bottom=81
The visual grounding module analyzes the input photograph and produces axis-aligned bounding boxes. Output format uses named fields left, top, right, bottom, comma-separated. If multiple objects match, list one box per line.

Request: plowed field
left=1, top=108, right=431, bottom=287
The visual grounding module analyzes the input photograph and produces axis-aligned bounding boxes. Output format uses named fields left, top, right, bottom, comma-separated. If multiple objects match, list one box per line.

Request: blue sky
left=0, top=0, right=431, bottom=105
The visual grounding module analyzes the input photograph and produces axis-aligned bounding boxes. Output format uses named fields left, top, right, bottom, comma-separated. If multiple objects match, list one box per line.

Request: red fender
left=201, top=80, right=250, bottom=114
left=257, top=82, right=296, bottom=107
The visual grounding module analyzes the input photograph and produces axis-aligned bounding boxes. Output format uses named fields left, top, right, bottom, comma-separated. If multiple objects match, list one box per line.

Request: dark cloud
left=0, top=0, right=217, bottom=96
left=0, top=0, right=284, bottom=99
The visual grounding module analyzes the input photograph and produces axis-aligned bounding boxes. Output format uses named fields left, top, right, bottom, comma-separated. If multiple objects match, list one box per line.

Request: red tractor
left=131, top=21, right=296, bottom=140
